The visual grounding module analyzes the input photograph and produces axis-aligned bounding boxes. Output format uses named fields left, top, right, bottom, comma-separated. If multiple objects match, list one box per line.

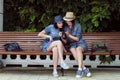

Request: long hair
left=65, top=20, right=75, bottom=27
left=54, top=22, right=66, bottom=31
left=54, top=23, right=58, bottom=29
left=71, top=20, right=75, bottom=26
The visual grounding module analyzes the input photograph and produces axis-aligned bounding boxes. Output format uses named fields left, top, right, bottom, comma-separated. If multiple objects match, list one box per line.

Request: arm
left=38, top=30, right=53, bottom=42
left=65, top=24, right=82, bottom=42
left=65, top=32, right=79, bottom=41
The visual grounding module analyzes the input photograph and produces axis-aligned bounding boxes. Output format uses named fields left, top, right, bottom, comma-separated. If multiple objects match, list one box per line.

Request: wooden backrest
left=83, top=32, right=120, bottom=51
left=0, top=32, right=42, bottom=51
left=0, top=32, right=120, bottom=51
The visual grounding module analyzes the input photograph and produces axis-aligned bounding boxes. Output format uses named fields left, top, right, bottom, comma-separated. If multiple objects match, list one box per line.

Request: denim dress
left=41, top=24, right=60, bottom=52
left=65, top=23, right=88, bottom=52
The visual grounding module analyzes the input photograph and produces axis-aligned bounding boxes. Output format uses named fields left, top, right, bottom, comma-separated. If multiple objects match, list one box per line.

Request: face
left=66, top=21, right=72, bottom=27
left=57, top=22, right=63, bottom=28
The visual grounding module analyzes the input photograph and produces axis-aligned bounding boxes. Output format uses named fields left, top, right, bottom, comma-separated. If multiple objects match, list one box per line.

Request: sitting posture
left=38, top=15, right=69, bottom=77
left=63, top=12, right=91, bottom=78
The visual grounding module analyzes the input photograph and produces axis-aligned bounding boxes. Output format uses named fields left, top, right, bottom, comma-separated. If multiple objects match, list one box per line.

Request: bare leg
left=70, top=47, right=85, bottom=69
left=56, top=41, right=64, bottom=63
left=76, top=47, right=91, bottom=77
left=76, top=46, right=85, bottom=69
left=47, top=40, right=64, bottom=64
left=70, top=48, right=78, bottom=62
left=52, top=47, right=59, bottom=72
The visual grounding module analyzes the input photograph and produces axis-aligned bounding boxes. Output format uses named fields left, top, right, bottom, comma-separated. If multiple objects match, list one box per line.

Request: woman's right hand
left=47, top=35, right=53, bottom=42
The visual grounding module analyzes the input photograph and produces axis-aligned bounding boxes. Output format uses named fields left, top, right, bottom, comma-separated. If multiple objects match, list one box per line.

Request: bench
left=0, top=32, right=120, bottom=75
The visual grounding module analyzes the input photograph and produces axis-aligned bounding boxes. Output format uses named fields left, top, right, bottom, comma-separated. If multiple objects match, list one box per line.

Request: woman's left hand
left=65, top=32, right=70, bottom=37
left=59, top=32, right=63, bottom=37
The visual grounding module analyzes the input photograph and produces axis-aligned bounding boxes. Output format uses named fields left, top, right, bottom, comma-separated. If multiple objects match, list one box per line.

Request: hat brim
left=54, top=20, right=64, bottom=23
left=63, top=17, right=75, bottom=21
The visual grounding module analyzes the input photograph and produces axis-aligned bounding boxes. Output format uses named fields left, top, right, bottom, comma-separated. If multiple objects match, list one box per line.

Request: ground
left=0, top=67, right=120, bottom=80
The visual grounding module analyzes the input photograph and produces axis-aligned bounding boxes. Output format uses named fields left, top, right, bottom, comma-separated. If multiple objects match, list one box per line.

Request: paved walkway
left=0, top=68, right=120, bottom=80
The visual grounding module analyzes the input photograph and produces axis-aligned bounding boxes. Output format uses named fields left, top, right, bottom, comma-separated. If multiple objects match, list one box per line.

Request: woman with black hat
left=38, top=15, right=69, bottom=77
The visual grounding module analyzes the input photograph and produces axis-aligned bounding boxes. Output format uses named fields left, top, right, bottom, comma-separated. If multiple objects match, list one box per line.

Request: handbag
left=2, top=42, right=22, bottom=52
left=91, top=41, right=109, bottom=52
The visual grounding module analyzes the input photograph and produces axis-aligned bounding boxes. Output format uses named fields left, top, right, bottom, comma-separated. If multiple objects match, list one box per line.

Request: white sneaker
left=53, top=72, right=59, bottom=77
left=83, top=68, right=91, bottom=77
left=60, top=63, right=69, bottom=69
left=86, top=72, right=91, bottom=77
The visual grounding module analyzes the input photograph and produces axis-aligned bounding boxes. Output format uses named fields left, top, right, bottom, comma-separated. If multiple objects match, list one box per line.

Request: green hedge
left=4, top=0, right=120, bottom=32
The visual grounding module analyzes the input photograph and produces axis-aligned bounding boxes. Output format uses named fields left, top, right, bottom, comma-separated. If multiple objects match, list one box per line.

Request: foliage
left=4, top=0, right=120, bottom=32
left=99, top=55, right=113, bottom=64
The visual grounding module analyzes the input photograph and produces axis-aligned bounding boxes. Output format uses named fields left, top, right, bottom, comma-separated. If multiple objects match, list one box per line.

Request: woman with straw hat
left=38, top=15, right=69, bottom=77
left=63, top=12, right=91, bottom=78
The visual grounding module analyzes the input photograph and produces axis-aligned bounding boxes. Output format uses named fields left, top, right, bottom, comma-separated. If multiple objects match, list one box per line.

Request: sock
left=83, top=67, right=87, bottom=70
left=53, top=69, right=57, bottom=73
left=78, top=68, right=82, bottom=71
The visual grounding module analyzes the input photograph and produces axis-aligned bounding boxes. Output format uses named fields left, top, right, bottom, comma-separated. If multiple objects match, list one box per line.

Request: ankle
left=53, top=70, right=57, bottom=73
left=78, top=68, right=82, bottom=71
left=53, top=71, right=59, bottom=77
left=83, top=67, right=87, bottom=70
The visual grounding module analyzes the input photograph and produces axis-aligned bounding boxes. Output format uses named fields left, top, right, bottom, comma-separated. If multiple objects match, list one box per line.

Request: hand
left=47, top=36, right=53, bottom=42
left=65, top=32, right=70, bottom=37
left=59, top=32, right=63, bottom=37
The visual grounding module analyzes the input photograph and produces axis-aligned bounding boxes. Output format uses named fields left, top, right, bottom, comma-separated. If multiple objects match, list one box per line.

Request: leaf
left=63, top=0, right=67, bottom=2
left=81, top=0, right=87, bottom=3
left=30, top=15, right=35, bottom=22
left=29, top=0, right=34, bottom=3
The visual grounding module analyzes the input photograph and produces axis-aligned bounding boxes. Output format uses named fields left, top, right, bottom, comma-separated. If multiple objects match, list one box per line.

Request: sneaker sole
left=76, top=73, right=83, bottom=78
left=63, top=67, right=70, bottom=69
left=86, top=73, right=91, bottom=77
left=53, top=75, right=59, bottom=78
left=76, top=75, right=82, bottom=78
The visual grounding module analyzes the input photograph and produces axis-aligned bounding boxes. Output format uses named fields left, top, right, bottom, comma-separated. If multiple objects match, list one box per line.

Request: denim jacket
left=64, top=23, right=88, bottom=51
left=41, top=24, right=61, bottom=52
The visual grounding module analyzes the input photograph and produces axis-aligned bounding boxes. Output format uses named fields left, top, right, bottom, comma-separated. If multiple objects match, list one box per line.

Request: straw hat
left=63, top=12, right=75, bottom=21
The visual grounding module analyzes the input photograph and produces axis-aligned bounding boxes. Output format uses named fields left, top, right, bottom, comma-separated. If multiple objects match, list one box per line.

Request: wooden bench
left=0, top=32, right=120, bottom=55
left=0, top=32, right=120, bottom=74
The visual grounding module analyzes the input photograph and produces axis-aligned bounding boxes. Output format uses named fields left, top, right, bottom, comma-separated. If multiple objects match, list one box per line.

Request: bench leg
left=61, top=68, right=64, bottom=76
left=0, top=60, right=3, bottom=68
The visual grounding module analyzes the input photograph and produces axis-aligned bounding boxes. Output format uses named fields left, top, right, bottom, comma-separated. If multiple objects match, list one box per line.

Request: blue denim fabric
left=65, top=23, right=88, bottom=52
left=41, top=25, right=60, bottom=52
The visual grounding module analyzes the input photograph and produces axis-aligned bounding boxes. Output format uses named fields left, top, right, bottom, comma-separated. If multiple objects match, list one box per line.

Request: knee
left=56, top=40, right=63, bottom=45
left=77, top=47, right=84, bottom=52
left=52, top=47, right=58, bottom=52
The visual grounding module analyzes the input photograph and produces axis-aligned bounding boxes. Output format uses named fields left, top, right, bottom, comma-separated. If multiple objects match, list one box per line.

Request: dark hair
left=71, top=20, right=75, bottom=27
left=54, top=21, right=66, bottom=30
left=54, top=23, right=58, bottom=29
left=71, top=20, right=75, bottom=24
left=65, top=20, right=75, bottom=27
